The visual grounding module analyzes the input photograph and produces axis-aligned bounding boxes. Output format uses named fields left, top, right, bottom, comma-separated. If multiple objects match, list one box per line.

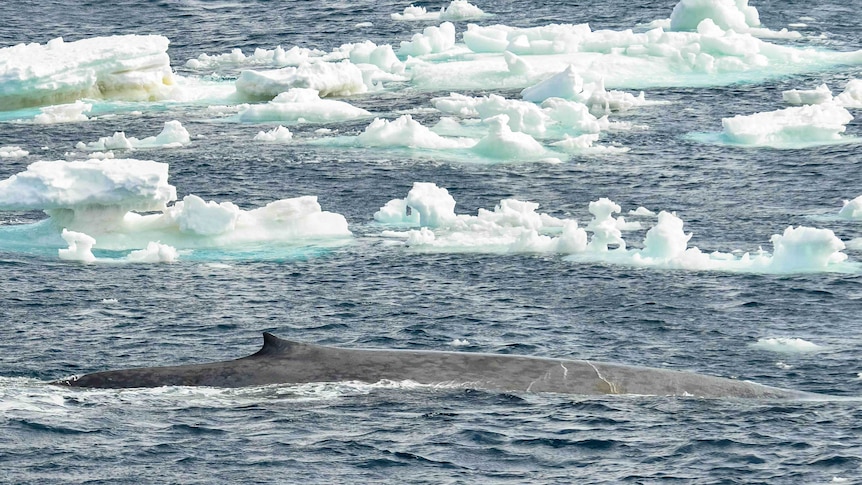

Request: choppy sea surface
left=2, top=0, right=862, bottom=483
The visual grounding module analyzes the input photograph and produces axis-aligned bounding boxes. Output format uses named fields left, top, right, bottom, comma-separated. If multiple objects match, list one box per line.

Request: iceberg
left=0, top=35, right=174, bottom=111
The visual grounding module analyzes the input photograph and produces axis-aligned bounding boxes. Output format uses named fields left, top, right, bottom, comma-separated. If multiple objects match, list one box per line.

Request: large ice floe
left=375, top=183, right=855, bottom=274
left=0, top=35, right=174, bottom=111
left=0, top=159, right=352, bottom=262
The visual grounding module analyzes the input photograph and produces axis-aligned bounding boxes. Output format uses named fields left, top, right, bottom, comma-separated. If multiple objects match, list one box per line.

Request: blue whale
left=53, top=332, right=812, bottom=398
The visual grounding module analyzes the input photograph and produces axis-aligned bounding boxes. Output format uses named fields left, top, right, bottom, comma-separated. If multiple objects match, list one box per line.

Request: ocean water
left=2, top=0, right=862, bottom=483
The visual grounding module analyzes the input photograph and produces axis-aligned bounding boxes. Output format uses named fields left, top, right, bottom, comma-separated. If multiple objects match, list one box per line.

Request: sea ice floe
left=0, top=159, right=352, bottom=257
left=58, top=228, right=178, bottom=264
left=0, top=158, right=176, bottom=213
left=76, top=120, right=191, bottom=151
left=839, top=195, right=862, bottom=220
left=781, top=80, right=862, bottom=108
left=353, top=115, right=476, bottom=150
left=719, top=103, right=854, bottom=148
left=0, top=35, right=174, bottom=111
left=392, top=1, right=488, bottom=22
left=782, top=83, right=833, bottom=106
left=253, top=125, right=293, bottom=142
left=238, top=88, right=371, bottom=124
left=0, top=146, right=28, bottom=158
left=32, top=100, right=93, bottom=124
left=185, top=46, right=325, bottom=70
left=375, top=183, right=854, bottom=273
left=835, top=79, right=862, bottom=108
left=317, top=113, right=579, bottom=162
left=520, top=66, right=647, bottom=115
left=669, top=0, right=763, bottom=33
left=751, top=337, right=825, bottom=353
left=235, top=60, right=368, bottom=99
left=398, top=22, right=457, bottom=57
left=408, top=13, right=861, bottom=92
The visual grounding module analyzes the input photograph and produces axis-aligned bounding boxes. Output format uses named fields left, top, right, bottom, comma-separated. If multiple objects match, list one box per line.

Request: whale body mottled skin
left=54, top=333, right=810, bottom=398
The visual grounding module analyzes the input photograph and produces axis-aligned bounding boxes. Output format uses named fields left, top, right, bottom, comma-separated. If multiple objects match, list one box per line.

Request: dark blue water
left=2, top=0, right=862, bottom=483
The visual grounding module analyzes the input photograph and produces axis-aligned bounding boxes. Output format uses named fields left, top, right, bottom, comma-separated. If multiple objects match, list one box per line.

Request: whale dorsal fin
left=252, top=332, right=310, bottom=357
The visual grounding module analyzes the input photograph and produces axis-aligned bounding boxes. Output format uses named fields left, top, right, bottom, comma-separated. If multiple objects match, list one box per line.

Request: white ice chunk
left=769, top=226, right=847, bottom=272
left=392, top=1, right=488, bottom=21
left=58, top=228, right=96, bottom=263
left=125, top=241, right=179, bottom=263
left=253, top=125, right=294, bottom=142
left=0, top=158, right=175, bottom=213
left=670, top=0, right=761, bottom=32
left=585, top=198, right=626, bottom=252
left=751, top=337, right=824, bottom=353
left=721, top=103, right=854, bottom=147
left=235, top=61, right=368, bottom=99
left=439, top=0, right=488, bottom=21
left=330, top=41, right=403, bottom=73
left=376, top=184, right=852, bottom=273
left=472, top=115, right=550, bottom=160
left=521, top=65, right=585, bottom=103
left=33, top=100, right=92, bottom=124
left=239, top=88, right=370, bottom=123
left=839, top=195, right=862, bottom=220
left=76, top=120, right=191, bottom=151
left=0, top=146, right=28, bottom=158
left=185, top=45, right=324, bottom=70
left=377, top=182, right=583, bottom=253
left=398, top=22, right=456, bottom=57
left=782, top=83, right=833, bottom=106
left=834, top=79, right=862, bottom=108
left=355, top=115, right=476, bottom=149
left=0, top=35, right=175, bottom=110
left=164, top=195, right=241, bottom=236
left=0, top=158, right=350, bottom=251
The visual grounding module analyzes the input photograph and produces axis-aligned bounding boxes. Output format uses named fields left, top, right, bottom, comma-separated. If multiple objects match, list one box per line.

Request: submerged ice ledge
left=0, top=159, right=352, bottom=261
left=375, top=183, right=856, bottom=274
